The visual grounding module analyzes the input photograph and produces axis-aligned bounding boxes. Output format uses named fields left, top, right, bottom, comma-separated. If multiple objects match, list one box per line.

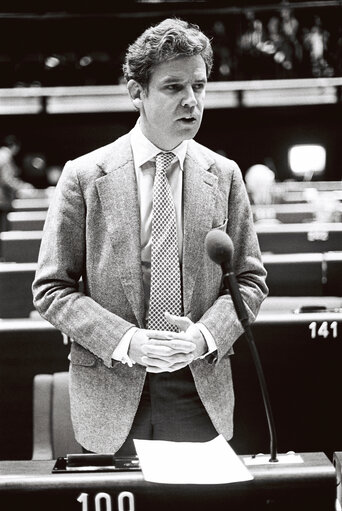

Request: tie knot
left=155, top=152, right=175, bottom=174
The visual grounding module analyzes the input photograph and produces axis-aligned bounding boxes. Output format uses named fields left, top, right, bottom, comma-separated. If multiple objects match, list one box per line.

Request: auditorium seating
left=6, top=211, right=46, bottom=231
left=0, top=252, right=341, bottom=319
left=325, top=251, right=342, bottom=296
left=252, top=203, right=342, bottom=223
left=262, top=251, right=342, bottom=296
left=256, top=223, right=342, bottom=254
left=32, top=372, right=82, bottom=460
left=274, top=190, right=342, bottom=204
left=0, top=184, right=341, bottom=463
left=0, top=319, right=69, bottom=460
left=0, top=263, right=36, bottom=317
left=1, top=223, right=341, bottom=263
left=11, top=198, right=50, bottom=212
left=1, top=296, right=341, bottom=462
left=0, top=231, right=42, bottom=263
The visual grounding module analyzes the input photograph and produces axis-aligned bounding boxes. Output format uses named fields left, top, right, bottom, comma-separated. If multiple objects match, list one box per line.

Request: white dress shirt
left=112, top=121, right=216, bottom=366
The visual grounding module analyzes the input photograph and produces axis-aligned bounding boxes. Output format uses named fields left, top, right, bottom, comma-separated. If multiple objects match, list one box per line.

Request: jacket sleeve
left=32, top=161, right=135, bottom=369
left=198, top=161, right=268, bottom=363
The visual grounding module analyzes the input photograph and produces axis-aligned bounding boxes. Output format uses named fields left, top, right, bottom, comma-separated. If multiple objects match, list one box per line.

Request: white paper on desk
left=133, top=434, right=253, bottom=484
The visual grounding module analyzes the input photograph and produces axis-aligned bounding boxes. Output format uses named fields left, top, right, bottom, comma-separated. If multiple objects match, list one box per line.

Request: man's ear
left=127, top=80, right=144, bottom=110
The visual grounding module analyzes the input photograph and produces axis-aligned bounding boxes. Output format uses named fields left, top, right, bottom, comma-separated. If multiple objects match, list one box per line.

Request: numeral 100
left=77, top=492, right=135, bottom=511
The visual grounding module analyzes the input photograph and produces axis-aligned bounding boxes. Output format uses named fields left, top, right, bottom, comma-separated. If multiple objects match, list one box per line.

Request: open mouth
left=178, top=117, right=196, bottom=124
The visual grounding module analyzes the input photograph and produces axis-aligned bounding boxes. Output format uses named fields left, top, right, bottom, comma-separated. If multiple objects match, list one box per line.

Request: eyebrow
left=161, top=76, right=207, bottom=84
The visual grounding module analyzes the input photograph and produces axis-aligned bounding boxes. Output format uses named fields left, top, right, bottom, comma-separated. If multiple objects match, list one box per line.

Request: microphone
left=205, top=230, right=278, bottom=462
left=205, top=230, right=249, bottom=329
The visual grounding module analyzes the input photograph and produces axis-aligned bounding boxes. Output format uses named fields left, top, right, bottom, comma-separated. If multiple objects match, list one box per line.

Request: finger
left=167, top=340, right=196, bottom=353
left=145, top=330, right=176, bottom=340
left=164, top=312, right=193, bottom=331
left=142, top=344, right=174, bottom=356
left=146, top=330, right=191, bottom=343
left=146, top=338, right=195, bottom=349
left=142, top=352, right=193, bottom=366
left=146, top=360, right=192, bottom=373
left=141, top=355, right=179, bottom=370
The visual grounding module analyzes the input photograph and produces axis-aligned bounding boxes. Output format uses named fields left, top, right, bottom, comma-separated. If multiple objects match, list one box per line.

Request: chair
left=32, top=371, right=82, bottom=460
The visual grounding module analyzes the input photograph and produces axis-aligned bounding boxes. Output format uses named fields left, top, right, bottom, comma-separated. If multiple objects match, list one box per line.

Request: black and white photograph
left=0, top=1, right=341, bottom=510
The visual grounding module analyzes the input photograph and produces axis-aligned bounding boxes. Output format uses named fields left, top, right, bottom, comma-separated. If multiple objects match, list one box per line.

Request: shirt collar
left=130, top=120, right=188, bottom=171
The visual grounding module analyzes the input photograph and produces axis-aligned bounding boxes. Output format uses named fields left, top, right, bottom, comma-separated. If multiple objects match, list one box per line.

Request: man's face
left=139, top=55, right=207, bottom=150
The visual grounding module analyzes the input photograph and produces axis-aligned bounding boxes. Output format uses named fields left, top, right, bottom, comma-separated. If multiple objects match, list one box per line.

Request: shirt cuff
left=196, top=323, right=217, bottom=359
left=112, top=327, right=138, bottom=367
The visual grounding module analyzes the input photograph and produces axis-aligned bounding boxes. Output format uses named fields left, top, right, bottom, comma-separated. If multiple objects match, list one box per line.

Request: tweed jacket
left=32, top=132, right=268, bottom=453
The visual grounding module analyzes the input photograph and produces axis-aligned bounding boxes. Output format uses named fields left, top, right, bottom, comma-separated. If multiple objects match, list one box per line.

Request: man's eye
left=193, top=83, right=205, bottom=91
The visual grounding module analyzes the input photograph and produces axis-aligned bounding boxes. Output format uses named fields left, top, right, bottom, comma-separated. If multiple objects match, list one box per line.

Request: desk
left=6, top=211, right=46, bottom=231
left=256, top=223, right=342, bottom=254
left=231, top=303, right=342, bottom=458
left=252, top=203, right=342, bottom=224
left=262, top=252, right=323, bottom=296
left=0, top=262, right=36, bottom=317
left=0, top=319, right=69, bottom=460
left=0, top=454, right=336, bottom=511
left=11, top=198, right=50, bottom=212
left=262, top=251, right=342, bottom=296
left=0, top=230, right=42, bottom=262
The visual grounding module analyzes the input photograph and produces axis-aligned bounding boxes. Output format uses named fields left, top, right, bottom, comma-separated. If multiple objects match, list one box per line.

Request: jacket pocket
left=68, top=342, right=97, bottom=367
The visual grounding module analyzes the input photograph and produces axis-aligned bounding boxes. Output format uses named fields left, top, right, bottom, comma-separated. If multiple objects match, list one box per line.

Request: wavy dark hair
left=123, top=18, right=213, bottom=87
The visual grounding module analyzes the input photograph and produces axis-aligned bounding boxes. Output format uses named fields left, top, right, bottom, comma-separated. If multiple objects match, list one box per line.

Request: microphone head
left=205, top=230, right=234, bottom=265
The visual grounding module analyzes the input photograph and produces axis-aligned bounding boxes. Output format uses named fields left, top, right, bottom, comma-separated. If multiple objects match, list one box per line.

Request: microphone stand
left=222, top=268, right=278, bottom=463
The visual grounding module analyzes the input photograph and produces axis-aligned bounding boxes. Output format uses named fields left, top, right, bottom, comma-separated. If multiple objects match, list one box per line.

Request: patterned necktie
left=147, top=152, right=182, bottom=331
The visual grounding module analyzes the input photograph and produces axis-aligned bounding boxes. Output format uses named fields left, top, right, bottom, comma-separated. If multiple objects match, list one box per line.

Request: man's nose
left=181, top=85, right=197, bottom=109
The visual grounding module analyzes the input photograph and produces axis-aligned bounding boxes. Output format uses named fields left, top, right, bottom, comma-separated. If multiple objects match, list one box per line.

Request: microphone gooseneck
left=205, top=230, right=278, bottom=463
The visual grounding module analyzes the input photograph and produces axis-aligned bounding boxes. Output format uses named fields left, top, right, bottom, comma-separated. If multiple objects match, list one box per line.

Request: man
left=32, top=18, right=268, bottom=455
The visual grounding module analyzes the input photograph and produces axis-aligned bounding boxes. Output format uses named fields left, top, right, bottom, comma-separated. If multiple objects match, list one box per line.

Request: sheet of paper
left=134, top=434, right=253, bottom=484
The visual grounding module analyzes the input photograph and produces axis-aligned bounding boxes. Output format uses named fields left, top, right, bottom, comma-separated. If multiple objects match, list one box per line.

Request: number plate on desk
left=77, top=492, right=135, bottom=511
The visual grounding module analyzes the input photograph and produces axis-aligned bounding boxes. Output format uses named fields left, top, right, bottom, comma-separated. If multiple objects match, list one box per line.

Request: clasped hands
left=128, top=312, right=207, bottom=373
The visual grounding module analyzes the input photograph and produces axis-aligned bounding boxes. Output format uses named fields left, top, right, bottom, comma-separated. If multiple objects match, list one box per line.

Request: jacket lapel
left=182, top=142, right=218, bottom=316
left=95, top=135, right=145, bottom=327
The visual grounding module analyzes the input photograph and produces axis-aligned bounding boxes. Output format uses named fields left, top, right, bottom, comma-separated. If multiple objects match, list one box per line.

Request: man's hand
left=163, top=312, right=207, bottom=360
left=128, top=312, right=207, bottom=373
left=128, top=327, right=195, bottom=373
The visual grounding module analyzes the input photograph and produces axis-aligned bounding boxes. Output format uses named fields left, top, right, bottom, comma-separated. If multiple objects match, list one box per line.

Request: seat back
left=32, top=371, right=82, bottom=460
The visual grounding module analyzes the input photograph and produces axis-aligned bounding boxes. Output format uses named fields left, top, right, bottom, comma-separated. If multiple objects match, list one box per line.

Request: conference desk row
left=1, top=223, right=342, bottom=262
left=1, top=252, right=341, bottom=318
left=0, top=452, right=339, bottom=511
left=2, top=202, right=342, bottom=231
left=1, top=296, right=341, bottom=462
